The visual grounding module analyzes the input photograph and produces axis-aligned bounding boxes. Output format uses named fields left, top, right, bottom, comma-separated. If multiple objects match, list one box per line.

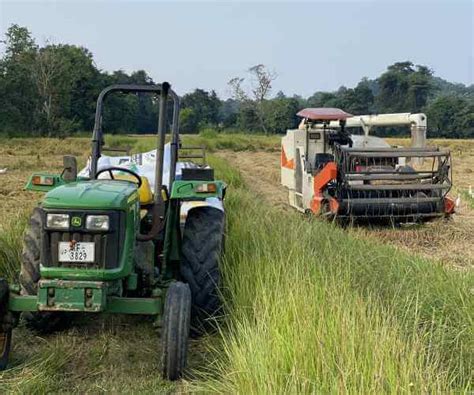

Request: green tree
left=376, top=62, right=411, bottom=112
left=237, top=103, right=260, bottom=132
left=307, top=91, right=339, bottom=108
left=34, top=44, right=101, bottom=135
left=427, top=95, right=474, bottom=137
left=101, top=70, right=156, bottom=134
left=179, top=108, right=199, bottom=133
left=130, top=70, right=157, bottom=133
left=0, top=24, right=39, bottom=133
left=1, top=23, right=473, bottom=138
left=264, top=96, right=299, bottom=133
left=408, top=65, right=433, bottom=112
left=345, top=78, right=374, bottom=114
left=218, top=98, right=239, bottom=129
left=376, top=61, right=433, bottom=113
left=228, top=64, right=277, bottom=134
left=181, top=88, right=221, bottom=132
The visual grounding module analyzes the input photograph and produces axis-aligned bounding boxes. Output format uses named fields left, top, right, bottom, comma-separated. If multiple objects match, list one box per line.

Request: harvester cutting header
left=281, top=108, right=455, bottom=222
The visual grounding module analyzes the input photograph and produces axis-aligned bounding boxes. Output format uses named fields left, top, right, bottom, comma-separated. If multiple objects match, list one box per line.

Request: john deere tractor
left=0, top=83, right=226, bottom=380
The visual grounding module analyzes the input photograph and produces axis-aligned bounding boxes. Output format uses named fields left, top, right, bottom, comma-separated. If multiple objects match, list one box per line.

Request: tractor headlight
left=86, top=215, right=109, bottom=231
left=46, top=213, right=70, bottom=229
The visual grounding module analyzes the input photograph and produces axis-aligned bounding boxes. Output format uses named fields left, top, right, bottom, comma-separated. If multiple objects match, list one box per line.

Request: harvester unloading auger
left=281, top=108, right=455, bottom=222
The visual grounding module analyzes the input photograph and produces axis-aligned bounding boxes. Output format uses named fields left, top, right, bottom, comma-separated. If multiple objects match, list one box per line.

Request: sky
left=0, top=0, right=473, bottom=98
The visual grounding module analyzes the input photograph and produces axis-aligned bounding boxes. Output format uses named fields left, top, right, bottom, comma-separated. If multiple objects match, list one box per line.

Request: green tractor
left=0, top=83, right=226, bottom=380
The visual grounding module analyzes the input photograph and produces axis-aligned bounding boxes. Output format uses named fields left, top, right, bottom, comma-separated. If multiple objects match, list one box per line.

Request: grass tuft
left=0, top=214, right=27, bottom=282
left=0, top=339, right=74, bottom=393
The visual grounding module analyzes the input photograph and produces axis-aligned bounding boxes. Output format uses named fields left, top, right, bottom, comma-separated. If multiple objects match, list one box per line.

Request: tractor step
left=8, top=289, right=162, bottom=315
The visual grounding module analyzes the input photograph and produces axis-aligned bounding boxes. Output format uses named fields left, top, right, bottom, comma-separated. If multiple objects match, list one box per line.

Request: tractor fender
left=179, top=198, right=224, bottom=226
left=0, top=279, right=8, bottom=318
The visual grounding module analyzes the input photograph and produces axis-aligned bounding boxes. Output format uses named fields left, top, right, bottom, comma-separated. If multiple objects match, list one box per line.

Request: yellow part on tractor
left=114, top=174, right=154, bottom=205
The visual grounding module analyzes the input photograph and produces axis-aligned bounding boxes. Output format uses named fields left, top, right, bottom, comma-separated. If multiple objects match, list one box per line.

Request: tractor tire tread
left=20, top=208, right=66, bottom=334
left=181, top=207, right=224, bottom=332
left=161, top=281, right=191, bottom=380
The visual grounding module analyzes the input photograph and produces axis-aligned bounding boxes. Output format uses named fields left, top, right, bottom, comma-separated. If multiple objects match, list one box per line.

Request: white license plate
left=58, top=242, right=95, bottom=263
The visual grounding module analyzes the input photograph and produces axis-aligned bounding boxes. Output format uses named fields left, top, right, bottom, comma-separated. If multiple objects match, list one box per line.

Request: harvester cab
left=0, top=83, right=226, bottom=380
left=281, top=108, right=455, bottom=221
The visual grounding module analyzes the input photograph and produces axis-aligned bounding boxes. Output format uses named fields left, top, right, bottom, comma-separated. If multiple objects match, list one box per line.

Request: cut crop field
left=0, top=134, right=472, bottom=393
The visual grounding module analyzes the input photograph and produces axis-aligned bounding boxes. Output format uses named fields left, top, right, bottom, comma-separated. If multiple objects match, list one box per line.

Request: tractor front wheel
left=181, top=207, right=225, bottom=333
left=0, top=329, right=12, bottom=370
left=20, top=208, right=67, bottom=333
left=161, top=281, right=191, bottom=381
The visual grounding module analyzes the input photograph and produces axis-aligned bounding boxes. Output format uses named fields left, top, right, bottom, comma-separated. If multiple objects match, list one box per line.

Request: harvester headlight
left=86, top=215, right=109, bottom=231
left=46, top=213, right=70, bottom=229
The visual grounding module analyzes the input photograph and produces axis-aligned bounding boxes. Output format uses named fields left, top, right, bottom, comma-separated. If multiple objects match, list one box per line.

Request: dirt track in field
left=221, top=150, right=289, bottom=209
left=219, top=150, right=474, bottom=270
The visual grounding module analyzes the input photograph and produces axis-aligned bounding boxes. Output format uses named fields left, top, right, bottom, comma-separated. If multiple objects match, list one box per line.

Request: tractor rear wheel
left=161, top=281, right=191, bottom=381
left=0, top=278, right=12, bottom=370
left=181, top=207, right=224, bottom=333
left=20, top=208, right=66, bottom=333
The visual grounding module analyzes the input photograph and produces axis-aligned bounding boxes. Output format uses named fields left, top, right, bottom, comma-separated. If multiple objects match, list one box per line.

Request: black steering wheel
left=95, top=167, right=143, bottom=189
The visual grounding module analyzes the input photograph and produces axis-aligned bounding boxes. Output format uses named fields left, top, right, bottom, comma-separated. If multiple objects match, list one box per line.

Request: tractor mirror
left=62, top=155, right=77, bottom=181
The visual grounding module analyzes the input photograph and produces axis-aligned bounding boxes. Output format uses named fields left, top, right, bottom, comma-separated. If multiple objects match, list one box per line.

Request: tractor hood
left=42, top=180, right=138, bottom=210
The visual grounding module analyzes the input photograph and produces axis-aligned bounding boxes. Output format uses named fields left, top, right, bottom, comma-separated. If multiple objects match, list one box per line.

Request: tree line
left=1, top=24, right=473, bottom=138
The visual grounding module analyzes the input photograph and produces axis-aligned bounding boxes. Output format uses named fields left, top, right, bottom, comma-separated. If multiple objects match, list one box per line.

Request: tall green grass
left=0, top=318, right=178, bottom=393
left=0, top=214, right=27, bottom=282
left=198, top=159, right=473, bottom=392
left=0, top=340, right=74, bottom=393
left=463, top=191, right=474, bottom=209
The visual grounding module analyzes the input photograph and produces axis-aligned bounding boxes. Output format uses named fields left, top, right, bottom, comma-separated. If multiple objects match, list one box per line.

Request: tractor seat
left=113, top=174, right=154, bottom=205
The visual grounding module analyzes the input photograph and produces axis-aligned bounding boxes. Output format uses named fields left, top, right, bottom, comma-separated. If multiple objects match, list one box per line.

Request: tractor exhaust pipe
left=169, top=93, right=180, bottom=188
left=137, top=83, right=172, bottom=242
left=153, top=82, right=169, bottom=203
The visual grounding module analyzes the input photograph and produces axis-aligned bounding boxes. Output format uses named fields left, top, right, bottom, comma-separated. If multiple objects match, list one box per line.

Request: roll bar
left=90, top=83, right=180, bottom=203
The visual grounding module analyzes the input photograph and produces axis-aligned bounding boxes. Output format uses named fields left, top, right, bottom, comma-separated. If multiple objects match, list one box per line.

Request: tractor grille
left=41, top=210, right=125, bottom=270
